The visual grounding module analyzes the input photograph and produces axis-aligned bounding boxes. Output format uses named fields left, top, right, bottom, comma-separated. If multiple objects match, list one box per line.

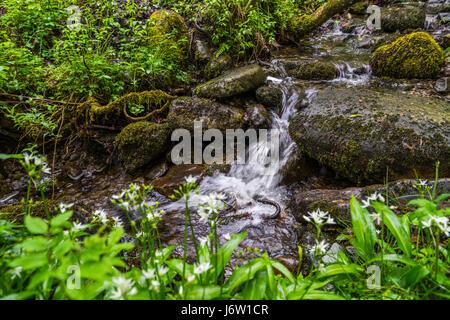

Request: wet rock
left=255, top=85, right=283, bottom=109
left=195, top=65, right=266, bottom=99
left=443, top=33, right=450, bottom=49
left=290, top=179, right=450, bottom=224
left=356, top=37, right=372, bottom=49
left=288, top=87, right=450, bottom=185
left=288, top=59, right=338, bottom=81
left=145, top=161, right=169, bottom=180
left=194, top=40, right=211, bottom=62
left=341, top=22, right=359, bottom=34
left=203, top=54, right=232, bottom=79
left=435, top=77, right=450, bottom=93
left=246, top=104, right=271, bottom=129
left=115, top=121, right=172, bottom=174
left=381, top=7, right=425, bottom=32
left=153, top=164, right=204, bottom=197
left=168, top=97, right=247, bottom=132
left=370, top=32, right=444, bottom=79
left=425, top=2, right=450, bottom=14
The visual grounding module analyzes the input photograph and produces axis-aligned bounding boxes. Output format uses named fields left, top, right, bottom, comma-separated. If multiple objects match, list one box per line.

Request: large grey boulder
left=288, top=87, right=450, bottom=185
left=195, top=65, right=266, bottom=99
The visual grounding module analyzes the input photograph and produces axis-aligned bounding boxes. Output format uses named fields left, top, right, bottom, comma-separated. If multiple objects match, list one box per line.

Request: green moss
left=296, top=61, right=338, bottom=80
left=148, top=10, right=188, bottom=63
left=289, top=14, right=315, bottom=40
left=115, top=121, right=171, bottom=173
left=370, top=32, right=444, bottom=79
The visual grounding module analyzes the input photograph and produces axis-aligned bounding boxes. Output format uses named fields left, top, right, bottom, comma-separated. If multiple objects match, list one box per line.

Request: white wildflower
left=223, top=233, right=231, bottom=241
left=142, top=268, right=155, bottom=279
left=185, top=175, right=197, bottom=185
left=59, top=203, right=74, bottom=213
left=194, top=262, right=211, bottom=275
left=72, top=222, right=87, bottom=232
left=10, top=266, right=22, bottom=280
left=310, top=240, right=329, bottom=255
left=151, top=280, right=160, bottom=292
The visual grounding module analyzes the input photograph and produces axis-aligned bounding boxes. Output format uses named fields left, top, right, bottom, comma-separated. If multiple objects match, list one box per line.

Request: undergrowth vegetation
left=0, top=153, right=448, bottom=300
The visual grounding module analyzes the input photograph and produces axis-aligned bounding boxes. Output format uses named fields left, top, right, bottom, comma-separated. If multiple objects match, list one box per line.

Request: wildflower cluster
left=198, top=192, right=226, bottom=227
left=20, top=153, right=51, bottom=189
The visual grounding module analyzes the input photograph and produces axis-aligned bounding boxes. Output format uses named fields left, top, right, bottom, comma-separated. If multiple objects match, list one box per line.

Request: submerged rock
left=370, top=32, right=444, bottom=79
left=115, top=121, right=171, bottom=173
left=246, top=104, right=271, bottom=129
left=195, top=65, right=266, bottom=99
left=381, top=7, right=425, bottom=32
left=168, top=96, right=247, bottom=132
left=288, top=87, right=450, bottom=185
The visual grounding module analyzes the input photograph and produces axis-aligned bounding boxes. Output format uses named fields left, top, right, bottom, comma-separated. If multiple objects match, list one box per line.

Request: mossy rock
left=288, top=14, right=315, bottom=41
left=381, top=7, right=425, bottom=32
left=370, top=32, right=444, bottom=79
left=147, top=9, right=189, bottom=85
left=288, top=87, right=450, bottom=185
left=255, top=85, right=283, bottom=109
left=115, top=121, right=172, bottom=173
left=203, top=54, right=232, bottom=80
left=195, top=65, right=266, bottom=99
left=168, top=97, right=247, bottom=132
left=294, top=60, right=338, bottom=80
left=76, top=90, right=174, bottom=127
left=349, top=2, right=369, bottom=15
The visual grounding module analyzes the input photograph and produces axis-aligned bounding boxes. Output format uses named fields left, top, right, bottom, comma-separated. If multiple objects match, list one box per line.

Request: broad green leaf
left=349, top=196, right=377, bottom=261
left=269, top=260, right=295, bottom=283
left=316, top=264, right=363, bottom=279
left=24, top=215, right=48, bottom=234
left=166, top=259, right=195, bottom=280
left=400, top=265, right=430, bottom=290
left=225, top=259, right=265, bottom=291
left=9, top=252, right=48, bottom=270
left=215, top=231, right=247, bottom=277
left=50, top=211, right=72, bottom=228
left=373, top=203, right=412, bottom=257
left=241, top=270, right=267, bottom=300
left=367, top=254, right=417, bottom=266
left=185, top=285, right=223, bottom=300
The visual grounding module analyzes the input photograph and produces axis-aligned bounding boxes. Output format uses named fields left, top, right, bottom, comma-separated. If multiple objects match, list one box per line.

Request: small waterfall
left=331, top=61, right=371, bottom=86
left=163, top=61, right=315, bottom=220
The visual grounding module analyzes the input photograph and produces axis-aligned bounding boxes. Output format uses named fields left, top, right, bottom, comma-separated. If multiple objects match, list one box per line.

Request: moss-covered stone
left=255, top=85, right=283, bottom=109
left=168, top=97, right=247, bottom=132
left=289, top=14, right=316, bottom=41
left=349, top=2, right=368, bottom=15
left=288, top=87, right=450, bottom=185
left=381, top=7, right=425, bottom=32
left=370, top=32, right=444, bottom=79
left=148, top=10, right=188, bottom=62
left=295, top=60, right=338, bottom=80
left=115, top=121, right=171, bottom=173
left=203, top=54, right=232, bottom=79
left=195, top=65, right=266, bottom=99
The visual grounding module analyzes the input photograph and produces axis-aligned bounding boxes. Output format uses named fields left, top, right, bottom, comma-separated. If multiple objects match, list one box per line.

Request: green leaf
left=269, top=260, right=295, bottom=283
left=241, top=270, right=267, bottom=300
left=400, top=265, right=430, bottom=290
left=185, top=285, right=224, bottom=300
left=316, top=264, right=363, bottom=279
left=373, top=203, right=412, bottom=257
left=349, top=196, right=377, bottom=261
left=225, top=259, right=266, bottom=291
left=50, top=211, right=72, bottom=228
left=24, top=215, right=48, bottom=234
left=215, top=232, right=247, bottom=277
left=0, top=153, right=23, bottom=160
left=9, top=252, right=48, bottom=270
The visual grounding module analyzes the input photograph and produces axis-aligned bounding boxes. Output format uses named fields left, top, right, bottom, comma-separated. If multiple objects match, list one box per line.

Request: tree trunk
left=289, top=0, right=358, bottom=40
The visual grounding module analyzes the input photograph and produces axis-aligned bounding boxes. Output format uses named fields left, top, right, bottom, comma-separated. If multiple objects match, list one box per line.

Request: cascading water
left=162, top=61, right=316, bottom=223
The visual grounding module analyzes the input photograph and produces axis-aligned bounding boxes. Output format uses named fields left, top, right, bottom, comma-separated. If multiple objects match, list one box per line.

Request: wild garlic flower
left=112, top=216, right=123, bottom=228
left=361, top=192, right=385, bottom=208
left=185, top=175, right=197, bottom=185
left=142, top=268, right=155, bottom=279
left=110, top=277, right=137, bottom=300
left=309, top=240, right=329, bottom=255
left=369, top=212, right=382, bottom=225
left=10, top=266, right=22, bottom=280
left=158, top=265, right=169, bottom=276
left=304, top=208, right=335, bottom=227
left=151, top=280, right=160, bottom=292
left=194, top=262, right=211, bottom=275
left=199, top=235, right=210, bottom=247
left=59, top=203, right=74, bottom=213
left=92, top=209, right=109, bottom=225
left=223, top=233, right=231, bottom=241
left=421, top=216, right=449, bottom=235
left=21, top=153, right=51, bottom=188
left=72, top=222, right=87, bottom=232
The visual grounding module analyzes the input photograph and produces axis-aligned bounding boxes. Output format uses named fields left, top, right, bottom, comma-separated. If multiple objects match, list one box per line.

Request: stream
left=1, top=0, right=449, bottom=268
